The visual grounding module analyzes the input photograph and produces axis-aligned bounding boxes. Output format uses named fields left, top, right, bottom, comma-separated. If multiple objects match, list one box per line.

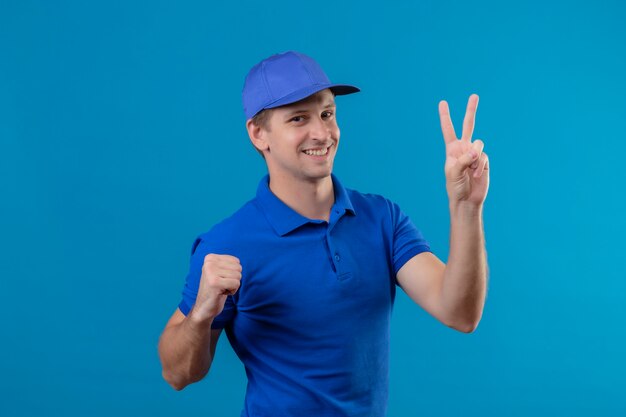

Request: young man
left=158, top=50, right=489, bottom=416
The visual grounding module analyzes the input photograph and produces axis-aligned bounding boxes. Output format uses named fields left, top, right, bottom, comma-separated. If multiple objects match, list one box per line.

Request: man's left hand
left=438, top=94, right=489, bottom=207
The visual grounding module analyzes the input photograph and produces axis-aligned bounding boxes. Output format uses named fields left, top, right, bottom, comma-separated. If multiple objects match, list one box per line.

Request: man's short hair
left=251, top=108, right=273, bottom=132
left=249, top=109, right=273, bottom=158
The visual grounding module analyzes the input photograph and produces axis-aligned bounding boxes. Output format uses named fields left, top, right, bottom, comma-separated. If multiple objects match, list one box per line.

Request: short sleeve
left=177, top=236, right=237, bottom=329
left=389, top=202, right=431, bottom=275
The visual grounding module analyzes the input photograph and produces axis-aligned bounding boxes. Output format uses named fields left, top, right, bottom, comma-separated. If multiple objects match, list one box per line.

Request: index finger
left=438, top=100, right=457, bottom=144
left=205, top=253, right=241, bottom=266
left=461, top=94, right=479, bottom=141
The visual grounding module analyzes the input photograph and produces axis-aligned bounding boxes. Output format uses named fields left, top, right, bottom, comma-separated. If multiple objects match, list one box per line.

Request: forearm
left=158, top=310, right=215, bottom=390
left=441, top=202, right=488, bottom=332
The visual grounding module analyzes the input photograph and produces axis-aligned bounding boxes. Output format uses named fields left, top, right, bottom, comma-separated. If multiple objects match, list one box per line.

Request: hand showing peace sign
left=439, top=94, right=489, bottom=207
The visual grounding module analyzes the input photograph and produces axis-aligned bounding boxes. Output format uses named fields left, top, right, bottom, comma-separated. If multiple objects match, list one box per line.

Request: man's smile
left=302, top=145, right=332, bottom=157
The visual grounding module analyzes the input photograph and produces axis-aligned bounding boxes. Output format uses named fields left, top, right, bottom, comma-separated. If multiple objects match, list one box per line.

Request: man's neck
left=268, top=173, right=334, bottom=222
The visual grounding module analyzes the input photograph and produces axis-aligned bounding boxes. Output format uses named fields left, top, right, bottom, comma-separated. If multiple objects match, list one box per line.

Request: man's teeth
left=303, top=147, right=329, bottom=156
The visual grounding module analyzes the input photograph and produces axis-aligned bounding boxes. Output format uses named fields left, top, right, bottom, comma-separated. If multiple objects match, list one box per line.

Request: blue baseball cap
left=242, top=51, right=360, bottom=120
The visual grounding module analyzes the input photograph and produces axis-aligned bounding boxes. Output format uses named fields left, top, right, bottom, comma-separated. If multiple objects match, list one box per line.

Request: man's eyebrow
left=284, top=101, right=336, bottom=117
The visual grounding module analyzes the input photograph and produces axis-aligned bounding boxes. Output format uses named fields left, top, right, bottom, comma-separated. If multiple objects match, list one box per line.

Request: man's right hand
left=158, top=253, right=239, bottom=389
left=190, top=254, right=242, bottom=323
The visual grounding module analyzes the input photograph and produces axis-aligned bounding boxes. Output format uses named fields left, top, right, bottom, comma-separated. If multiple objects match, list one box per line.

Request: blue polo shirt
left=178, top=174, right=431, bottom=417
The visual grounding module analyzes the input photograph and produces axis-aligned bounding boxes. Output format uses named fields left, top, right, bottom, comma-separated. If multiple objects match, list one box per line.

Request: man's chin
left=301, top=167, right=334, bottom=182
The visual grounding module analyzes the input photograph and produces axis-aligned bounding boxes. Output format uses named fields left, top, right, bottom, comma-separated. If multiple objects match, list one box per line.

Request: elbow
left=162, top=370, right=188, bottom=391
left=453, top=320, right=480, bottom=334
left=162, top=369, right=207, bottom=391
left=169, top=382, right=186, bottom=392
left=446, top=314, right=482, bottom=334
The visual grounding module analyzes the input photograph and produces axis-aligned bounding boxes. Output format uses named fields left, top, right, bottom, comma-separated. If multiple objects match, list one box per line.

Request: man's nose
left=310, top=115, right=332, bottom=140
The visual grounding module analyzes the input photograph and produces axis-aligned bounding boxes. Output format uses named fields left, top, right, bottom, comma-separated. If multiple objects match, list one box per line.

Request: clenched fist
left=190, top=254, right=242, bottom=323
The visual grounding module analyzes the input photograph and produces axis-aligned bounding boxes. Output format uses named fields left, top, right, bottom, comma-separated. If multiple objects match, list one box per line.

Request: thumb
left=449, top=141, right=484, bottom=178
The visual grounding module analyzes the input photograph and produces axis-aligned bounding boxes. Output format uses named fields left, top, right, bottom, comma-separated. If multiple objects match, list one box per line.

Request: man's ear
left=246, top=119, right=269, bottom=152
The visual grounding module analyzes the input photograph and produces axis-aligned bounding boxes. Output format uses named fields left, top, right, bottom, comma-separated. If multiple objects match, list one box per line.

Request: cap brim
left=264, top=83, right=360, bottom=111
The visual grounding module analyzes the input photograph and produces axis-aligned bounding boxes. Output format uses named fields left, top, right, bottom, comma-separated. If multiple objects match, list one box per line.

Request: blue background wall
left=1, top=0, right=625, bottom=415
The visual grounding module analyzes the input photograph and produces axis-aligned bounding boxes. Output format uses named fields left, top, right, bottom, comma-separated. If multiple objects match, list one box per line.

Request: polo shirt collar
left=332, top=173, right=356, bottom=216
left=255, top=174, right=356, bottom=236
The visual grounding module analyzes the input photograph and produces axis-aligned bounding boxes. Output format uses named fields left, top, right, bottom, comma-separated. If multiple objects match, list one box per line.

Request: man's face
left=261, top=89, right=340, bottom=183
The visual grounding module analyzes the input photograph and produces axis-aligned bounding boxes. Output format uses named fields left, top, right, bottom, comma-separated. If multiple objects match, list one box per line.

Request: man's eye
left=322, top=111, right=334, bottom=118
left=291, top=116, right=304, bottom=122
